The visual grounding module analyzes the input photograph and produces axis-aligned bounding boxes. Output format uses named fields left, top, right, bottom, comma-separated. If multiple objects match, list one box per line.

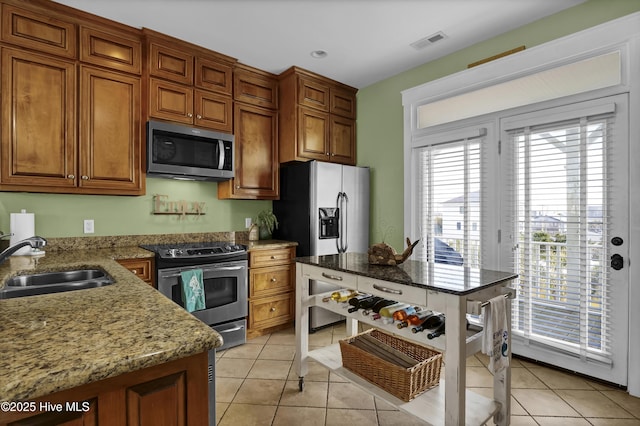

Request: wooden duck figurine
left=368, top=238, right=420, bottom=266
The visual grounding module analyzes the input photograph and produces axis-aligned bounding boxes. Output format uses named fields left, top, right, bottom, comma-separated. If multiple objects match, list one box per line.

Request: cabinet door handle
left=270, top=277, right=277, bottom=282
left=321, top=272, right=343, bottom=281
left=187, top=113, right=193, bottom=118
left=81, top=175, right=89, bottom=180
left=196, top=114, right=202, bottom=119
left=67, top=174, right=75, bottom=179
left=270, top=307, right=276, bottom=312
left=373, top=284, right=403, bottom=295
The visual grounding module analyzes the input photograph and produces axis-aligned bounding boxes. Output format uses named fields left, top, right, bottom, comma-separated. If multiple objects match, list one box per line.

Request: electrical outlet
left=245, top=218, right=252, bottom=228
left=83, top=219, right=95, bottom=234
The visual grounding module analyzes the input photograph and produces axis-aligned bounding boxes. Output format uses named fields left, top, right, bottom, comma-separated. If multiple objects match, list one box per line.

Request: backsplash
left=43, top=231, right=250, bottom=252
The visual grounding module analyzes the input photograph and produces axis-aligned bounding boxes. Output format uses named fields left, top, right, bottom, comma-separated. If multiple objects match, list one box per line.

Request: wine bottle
left=427, top=320, right=446, bottom=339
left=362, top=298, right=396, bottom=316
left=397, top=310, right=433, bottom=329
left=392, top=306, right=421, bottom=322
left=411, top=313, right=445, bottom=334
left=322, top=289, right=358, bottom=303
left=377, top=303, right=411, bottom=323
left=347, top=295, right=381, bottom=313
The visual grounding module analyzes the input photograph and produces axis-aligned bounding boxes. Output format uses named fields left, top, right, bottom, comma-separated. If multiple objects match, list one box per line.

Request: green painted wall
left=357, top=0, right=640, bottom=250
left=0, top=178, right=269, bottom=237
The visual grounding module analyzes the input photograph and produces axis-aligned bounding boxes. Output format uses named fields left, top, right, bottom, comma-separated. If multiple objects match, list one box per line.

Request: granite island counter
left=0, top=247, right=221, bottom=424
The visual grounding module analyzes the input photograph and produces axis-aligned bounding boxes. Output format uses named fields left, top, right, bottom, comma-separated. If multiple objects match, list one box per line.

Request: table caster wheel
left=298, top=377, right=304, bottom=391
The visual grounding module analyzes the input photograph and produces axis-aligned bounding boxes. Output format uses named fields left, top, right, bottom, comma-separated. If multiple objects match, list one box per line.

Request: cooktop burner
left=141, top=241, right=247, bottom=260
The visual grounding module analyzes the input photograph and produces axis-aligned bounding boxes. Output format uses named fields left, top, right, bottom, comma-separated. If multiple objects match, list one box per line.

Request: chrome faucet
left=0, top=236, right=47, bottom=265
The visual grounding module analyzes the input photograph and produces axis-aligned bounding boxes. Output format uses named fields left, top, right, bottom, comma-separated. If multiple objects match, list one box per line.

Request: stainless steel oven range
left=141, top=241, right=248, bottom=426
left=142, top=241, right=248, bottom=350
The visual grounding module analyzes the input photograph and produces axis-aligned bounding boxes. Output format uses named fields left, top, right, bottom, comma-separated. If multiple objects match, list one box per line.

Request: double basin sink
left=0, top=269, right=114, bottom=299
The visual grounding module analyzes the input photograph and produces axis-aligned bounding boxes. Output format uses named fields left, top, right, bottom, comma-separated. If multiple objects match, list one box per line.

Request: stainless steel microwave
left=146, top=120, right=234, bottom=181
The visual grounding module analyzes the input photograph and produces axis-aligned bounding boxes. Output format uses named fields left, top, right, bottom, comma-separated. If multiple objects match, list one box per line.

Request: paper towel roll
left=10, top=210, right=35, bottom=255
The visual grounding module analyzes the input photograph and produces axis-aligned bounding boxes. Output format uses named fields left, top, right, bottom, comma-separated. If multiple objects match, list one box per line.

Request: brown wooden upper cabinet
left=0, top=1, right=144, bottom=195
left=144, top=29, right=236, bottom=133
left=279, top=66, right=357, bottom=165
left=218, top=64, right=279, bottom=200
left=1, top=3, right=77, bottom=58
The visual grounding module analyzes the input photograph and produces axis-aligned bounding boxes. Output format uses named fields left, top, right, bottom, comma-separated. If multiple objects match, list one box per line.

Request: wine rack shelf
left=313, top=292, right=484, bottom=357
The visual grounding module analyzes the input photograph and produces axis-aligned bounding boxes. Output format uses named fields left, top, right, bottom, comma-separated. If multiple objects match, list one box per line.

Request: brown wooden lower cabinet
left=0, top=352, right=209, bottom=426
left=247, top=246, right=296, bottom=338
left=116, top=258, right=155, bottom=287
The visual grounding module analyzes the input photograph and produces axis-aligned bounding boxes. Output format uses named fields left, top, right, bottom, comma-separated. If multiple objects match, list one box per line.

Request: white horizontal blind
left=507, top=112, right=614, bottom=361
left=416, top=137, right=483, bottom=267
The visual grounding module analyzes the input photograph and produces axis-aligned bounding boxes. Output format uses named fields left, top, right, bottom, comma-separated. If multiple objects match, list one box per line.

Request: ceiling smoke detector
left=410, top=31, right=447, bottom=50
left=310, top=50, right=328, bottom=59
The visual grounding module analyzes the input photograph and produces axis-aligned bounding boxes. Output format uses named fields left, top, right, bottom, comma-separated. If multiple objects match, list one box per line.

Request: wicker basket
left=339, top=328, right=442, bottom=402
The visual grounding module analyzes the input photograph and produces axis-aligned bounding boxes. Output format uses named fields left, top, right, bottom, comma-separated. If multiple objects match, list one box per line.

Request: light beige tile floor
left=215, top=324, right=640, bottom=425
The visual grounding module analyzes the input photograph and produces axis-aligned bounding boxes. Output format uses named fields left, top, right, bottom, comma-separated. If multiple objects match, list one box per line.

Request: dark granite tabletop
left=296, top=252, right=517, bottom=296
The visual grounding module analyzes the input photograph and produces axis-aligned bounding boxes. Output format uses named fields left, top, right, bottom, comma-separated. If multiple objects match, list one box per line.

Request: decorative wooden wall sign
left=153, top=194, right=206, bottom=218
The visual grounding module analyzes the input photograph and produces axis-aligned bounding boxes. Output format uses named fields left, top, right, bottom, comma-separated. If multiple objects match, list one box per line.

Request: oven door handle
left=161, top=265, right=245, bottom=278
left=219, top=325, right=244, bottom=333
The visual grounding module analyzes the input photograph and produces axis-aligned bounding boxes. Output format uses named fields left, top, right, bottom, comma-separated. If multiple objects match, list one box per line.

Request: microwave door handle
left=218, top=140, right=225, bottom=169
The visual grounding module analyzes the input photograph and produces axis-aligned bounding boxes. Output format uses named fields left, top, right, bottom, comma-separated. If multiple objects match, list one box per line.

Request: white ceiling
left=56, top=0, right=586, bottom=89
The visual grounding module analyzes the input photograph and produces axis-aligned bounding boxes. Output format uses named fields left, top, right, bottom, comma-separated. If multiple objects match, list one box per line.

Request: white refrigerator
left=273, top=160, right=370, bottom=331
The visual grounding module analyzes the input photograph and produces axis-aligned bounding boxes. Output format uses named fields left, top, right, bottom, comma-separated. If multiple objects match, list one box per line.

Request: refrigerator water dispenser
left=319, top=208, right=339, bottom=239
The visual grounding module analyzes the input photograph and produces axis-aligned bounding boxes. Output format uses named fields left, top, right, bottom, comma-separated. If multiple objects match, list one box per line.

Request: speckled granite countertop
left=0, top=247, right=222, bottom=401
left=244, top=239, right=298, bottom=251
left=297, top=252, right=517, bottom=295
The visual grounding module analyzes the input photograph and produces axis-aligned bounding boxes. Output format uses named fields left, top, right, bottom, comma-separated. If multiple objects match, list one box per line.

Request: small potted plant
left=255, top=210, right=279, bottom=240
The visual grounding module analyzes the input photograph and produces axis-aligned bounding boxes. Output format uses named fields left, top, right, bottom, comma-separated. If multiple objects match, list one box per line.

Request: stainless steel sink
left=0, top=269, right=114, bottom=299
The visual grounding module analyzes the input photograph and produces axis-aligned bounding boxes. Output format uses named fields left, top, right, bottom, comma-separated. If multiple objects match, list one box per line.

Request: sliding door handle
left=611, top=254, right=624, bottom=270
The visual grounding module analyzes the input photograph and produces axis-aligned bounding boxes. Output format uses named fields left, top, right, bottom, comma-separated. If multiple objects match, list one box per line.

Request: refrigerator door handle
left=342, top=192, right=349, bottom=253
left=336, top=192, right=343, bottom=253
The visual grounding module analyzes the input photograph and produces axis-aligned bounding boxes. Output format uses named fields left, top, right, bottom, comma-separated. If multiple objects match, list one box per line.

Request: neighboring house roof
left=443, top=191, right=480, bottom=204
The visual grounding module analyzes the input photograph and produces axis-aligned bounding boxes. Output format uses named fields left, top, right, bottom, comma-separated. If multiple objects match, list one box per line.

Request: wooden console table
left=294, top=253, right=517, bottom=426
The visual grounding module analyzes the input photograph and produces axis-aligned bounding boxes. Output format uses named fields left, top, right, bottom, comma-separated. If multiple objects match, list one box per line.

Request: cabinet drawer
left=1, top=4, right=77, bottom=58
left=80, top=26, right=142, bottom=74
left=250, top=247, right=295, bottom=268
left=302, top=264, right=357, bottom=289
left=357, top=276, right=427, bottom=306
left=249, top=292, right=294, bottom=329
left=298, top=77, right=330, bottom=111
left=117, top=258, right=153, bottom=283
left=250, top=265, right=293, bottom=297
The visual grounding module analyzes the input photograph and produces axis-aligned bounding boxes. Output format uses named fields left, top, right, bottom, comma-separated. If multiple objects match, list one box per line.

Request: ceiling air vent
left=410, top=31, right=447, bottom=50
